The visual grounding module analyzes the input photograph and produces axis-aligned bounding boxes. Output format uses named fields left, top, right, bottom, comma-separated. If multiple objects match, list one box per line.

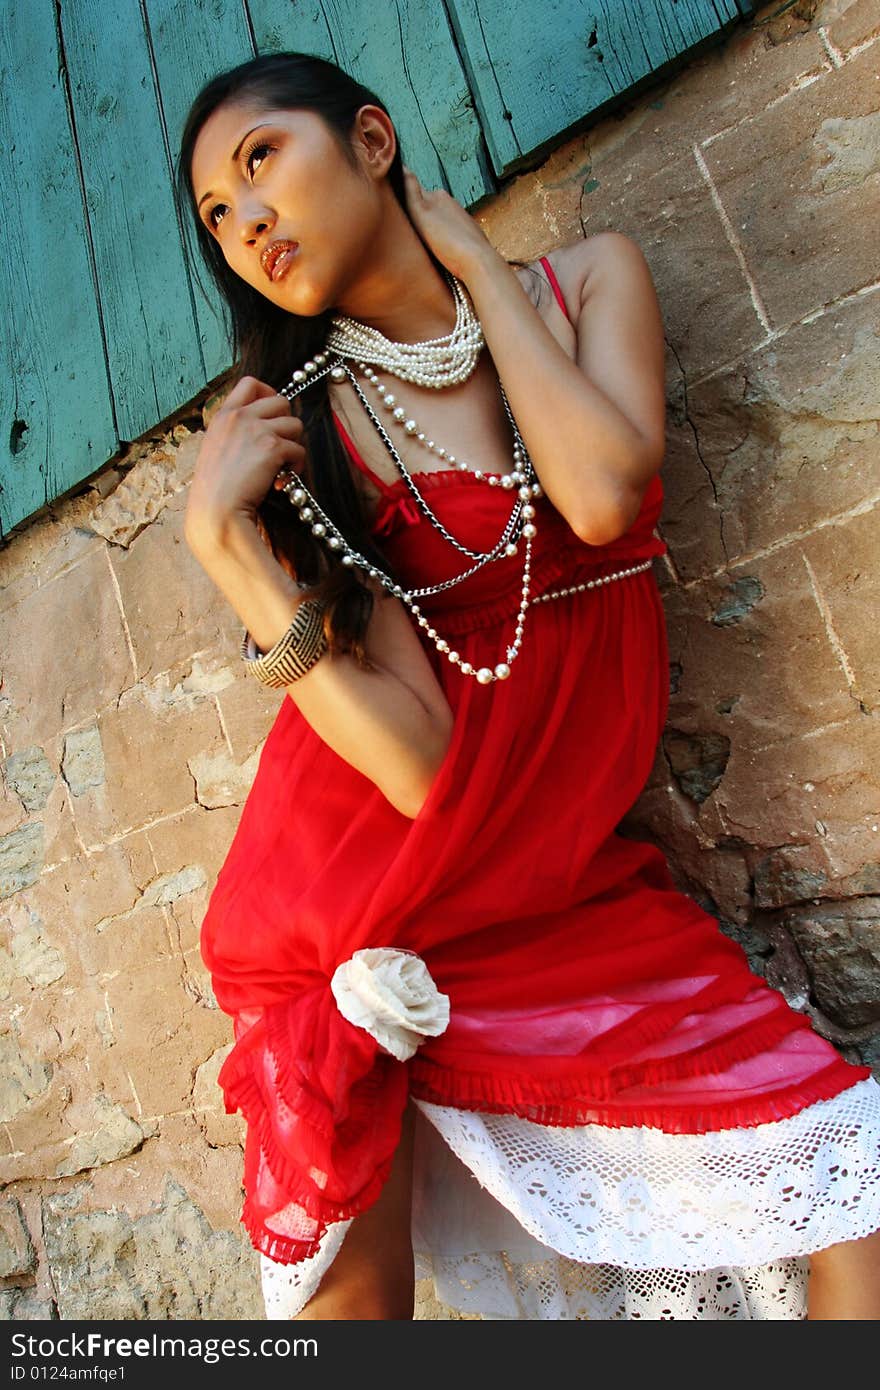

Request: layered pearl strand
left=356, top=362, right=503, bottom=480
left=274, top=275, right=650, bottom=684
left=325, top=273, right=482, bottom=387
left=279, top=355, right=538, bottom=683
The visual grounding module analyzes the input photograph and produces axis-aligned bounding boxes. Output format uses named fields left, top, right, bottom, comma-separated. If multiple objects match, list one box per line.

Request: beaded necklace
left=274, top=273, right=651, bottom=684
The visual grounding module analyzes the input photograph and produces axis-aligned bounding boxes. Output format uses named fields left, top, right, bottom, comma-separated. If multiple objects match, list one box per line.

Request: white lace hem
left=260, top=1076, right=880, bottom=1320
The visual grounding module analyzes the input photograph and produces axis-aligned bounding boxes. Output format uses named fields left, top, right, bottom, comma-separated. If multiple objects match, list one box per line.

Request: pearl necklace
left=355, top=362, right=497, bottom=478
left=275, top=348, right=652, bottom=685
left=326, top=273, right=483, bottom=387
left=279, top=353, right=536, bottom=682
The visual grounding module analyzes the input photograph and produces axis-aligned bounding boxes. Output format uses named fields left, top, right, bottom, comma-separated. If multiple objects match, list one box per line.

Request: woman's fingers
left=221, top=374, right=279, bottom=406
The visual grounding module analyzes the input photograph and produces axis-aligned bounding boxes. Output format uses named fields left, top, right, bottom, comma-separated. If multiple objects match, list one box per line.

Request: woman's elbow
left=574, top=485, right=646, bottom=547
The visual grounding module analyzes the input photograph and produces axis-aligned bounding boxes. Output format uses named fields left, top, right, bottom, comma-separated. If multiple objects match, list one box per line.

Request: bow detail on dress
left=372, top=493, right=422, bottom=538
left=330, top=947, right=451, bottom=1062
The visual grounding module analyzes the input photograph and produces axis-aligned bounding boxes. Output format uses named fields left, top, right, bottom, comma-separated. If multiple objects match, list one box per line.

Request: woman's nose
left=240, top=208, right=274, bottom=247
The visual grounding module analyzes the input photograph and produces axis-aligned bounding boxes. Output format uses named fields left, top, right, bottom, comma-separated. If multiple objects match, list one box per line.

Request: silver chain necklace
left=277, top=352, right=539, bottom=681
left=273, top=292, right=652, bottom=682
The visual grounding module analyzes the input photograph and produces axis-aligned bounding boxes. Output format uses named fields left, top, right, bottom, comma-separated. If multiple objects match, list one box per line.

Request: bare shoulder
left=511, top=232, right=648, bottom=323
left=553, top=233, right=652, bottom=302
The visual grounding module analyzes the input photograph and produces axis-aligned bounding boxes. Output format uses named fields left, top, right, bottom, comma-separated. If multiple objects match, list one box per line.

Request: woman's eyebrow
left=197, top=125, right=267, bottom=211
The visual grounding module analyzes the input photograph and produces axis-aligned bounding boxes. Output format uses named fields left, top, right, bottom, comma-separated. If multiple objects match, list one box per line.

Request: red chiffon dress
left=201, top=257, right=880, bottom=1320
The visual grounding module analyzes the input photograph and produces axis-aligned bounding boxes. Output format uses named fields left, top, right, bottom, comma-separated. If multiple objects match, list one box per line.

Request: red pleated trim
left=409, top=1053, right=870, bottom=1135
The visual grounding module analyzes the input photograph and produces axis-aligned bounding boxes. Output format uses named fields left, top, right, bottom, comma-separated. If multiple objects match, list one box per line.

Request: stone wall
left=1, top=0, right=878, bottom=1320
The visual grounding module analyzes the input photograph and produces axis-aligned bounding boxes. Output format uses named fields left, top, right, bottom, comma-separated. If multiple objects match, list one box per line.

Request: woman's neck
left=332, top=205, right=457, bottom=345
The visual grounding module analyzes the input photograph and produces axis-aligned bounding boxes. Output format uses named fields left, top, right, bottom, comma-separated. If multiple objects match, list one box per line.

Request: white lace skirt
left=259, top=1075, right=880, bottom=1320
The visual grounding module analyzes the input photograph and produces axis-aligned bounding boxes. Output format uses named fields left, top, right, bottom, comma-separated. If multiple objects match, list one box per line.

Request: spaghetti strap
left=538, top=255, right=571, bottom=325
left=331, top=409, right=396, bottom=497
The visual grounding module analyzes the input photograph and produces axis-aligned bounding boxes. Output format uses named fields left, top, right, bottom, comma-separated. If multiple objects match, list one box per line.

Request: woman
left=177, top=52, right=880, bottom=1320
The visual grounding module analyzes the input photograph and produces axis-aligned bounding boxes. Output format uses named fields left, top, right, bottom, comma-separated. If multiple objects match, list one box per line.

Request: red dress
left=200, top=257, right=876, bottom=1301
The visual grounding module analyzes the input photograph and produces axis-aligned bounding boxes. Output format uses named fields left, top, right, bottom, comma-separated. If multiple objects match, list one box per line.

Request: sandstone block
left=754, top=843, right=835, bottom=910
left=145, top=803, right=242, bottom=881
left=5, top=901, right=66, bottom=987
left=192, top=1044, right=243, bottom=1148
left=703, top=42, right=880, bottom=328
left=0, top=1288, right=56, bottom=1321
left=802, top=507, right=880, bottom=713
left=662, top=550, right=855, bottom=752
left=0, top=822, right=44, bottom=900
left=214, top=673, right=281, bottom=764
left=16, top=849, right=177, bottom=987
left=0, top=549, right=133, bottom=748
left=671, top=289, right=880, bottom=577
left=109, top=489, right=243, bottom=687
left=0, top=508, right=99, bottom=614
left=714, top=713, right=880, bottom=859
left=88, top=434, right=194, bottom=548
left=188, top=744, right=263, bottom=810
left=823, top=1, right=880, bottom=57
left=103, top=956, right=229, bottom=1116
left=81, top=901, right=173, bottom=981
left=54, top=1094, right=145, bottom=1179
left=662, top=730, right=731, bottom=805
left=0, top=775, right=24, bottom=838
left=69, top=693, right=224, bottom=848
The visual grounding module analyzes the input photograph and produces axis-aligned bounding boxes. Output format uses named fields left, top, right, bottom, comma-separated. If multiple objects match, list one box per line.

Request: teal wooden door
left=445, top=0, right=755, bottom=176
left=1, top=0, right=754, bottom=539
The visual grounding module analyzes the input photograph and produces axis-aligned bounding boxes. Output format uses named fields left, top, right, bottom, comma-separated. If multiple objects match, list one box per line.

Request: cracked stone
left=0, top=1196, right=36, bottom=1279
left=785, top=898, right=880, bottom=1028
left=3, top=747, right=56, bottom=813
left=192, top=1044, right=242, bottom=1147
left=0, top=1288, right=56, bottom=1320
left=0, top=1031, right=51, bottom=1122
left=8, top=911, right=66, bottom=988
left=54, top=1095, right=144, bottom=1179
left=0, top=822, right=44, bottom=900
left=140, top=866, right=207, bottom=907
left=188, top=747, right=262, bottom=810
left=88, top=436, right=199, bottom=549
left=663, top=730, right=731, bottom=804
left=61, top=726, right=105, bottom=796
left=712, top=576, right=765, bottom=627
left=42, top=1178, right=262, bottom=1320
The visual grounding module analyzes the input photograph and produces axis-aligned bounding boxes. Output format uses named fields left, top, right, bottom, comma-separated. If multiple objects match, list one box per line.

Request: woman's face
left=190, top=100, right=393, bottom=316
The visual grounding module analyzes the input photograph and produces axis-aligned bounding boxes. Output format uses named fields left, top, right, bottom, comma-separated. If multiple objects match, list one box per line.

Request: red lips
left=261, top=240, right=298, bottom=280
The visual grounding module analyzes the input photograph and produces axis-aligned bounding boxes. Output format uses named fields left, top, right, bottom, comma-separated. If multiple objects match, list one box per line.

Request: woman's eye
left=207, top=143, right=274, bottom=229
left=245, top=142, right=272, bottom=178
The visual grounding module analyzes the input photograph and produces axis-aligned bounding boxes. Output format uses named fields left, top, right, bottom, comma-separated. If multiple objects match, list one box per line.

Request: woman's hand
left=402, top=166, right=498, bottom=283
left=184, top=375, right=307, bottom=547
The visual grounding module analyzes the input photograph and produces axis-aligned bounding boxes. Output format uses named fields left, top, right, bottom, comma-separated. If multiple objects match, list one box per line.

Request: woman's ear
left=351, top=104, right=397, bottom=179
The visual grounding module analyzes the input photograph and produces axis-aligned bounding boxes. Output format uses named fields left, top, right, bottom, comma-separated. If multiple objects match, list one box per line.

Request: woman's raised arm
left=183, top=376, right=453, bottom=820
left=186, top=512, right=454, bottom=820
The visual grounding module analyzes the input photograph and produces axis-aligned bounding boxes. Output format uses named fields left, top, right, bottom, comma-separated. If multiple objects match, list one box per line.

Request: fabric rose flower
left=330, top=947, right=450, bottom=1062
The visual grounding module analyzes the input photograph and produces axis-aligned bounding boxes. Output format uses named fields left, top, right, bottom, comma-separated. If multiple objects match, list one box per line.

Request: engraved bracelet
left=239, top=597, right=329, bottom=688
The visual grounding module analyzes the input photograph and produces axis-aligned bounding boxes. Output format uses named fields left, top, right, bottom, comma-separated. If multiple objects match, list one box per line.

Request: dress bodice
left=332, top=418, right=666, bottom=636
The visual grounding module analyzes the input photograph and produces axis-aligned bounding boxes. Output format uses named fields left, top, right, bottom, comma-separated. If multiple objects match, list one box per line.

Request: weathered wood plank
left=0, top=1, right=116, bottom=539
left=446, top=0, right=755, bottom=178
left=56, top=2, right=207, bottom=443
left=145, top=0, right=256, bottom=391
left=247, top=0, right=494, bottom=204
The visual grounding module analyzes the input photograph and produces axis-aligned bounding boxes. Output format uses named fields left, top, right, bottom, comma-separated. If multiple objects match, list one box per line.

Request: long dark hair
left=175, top=51, right=544, bottom=666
